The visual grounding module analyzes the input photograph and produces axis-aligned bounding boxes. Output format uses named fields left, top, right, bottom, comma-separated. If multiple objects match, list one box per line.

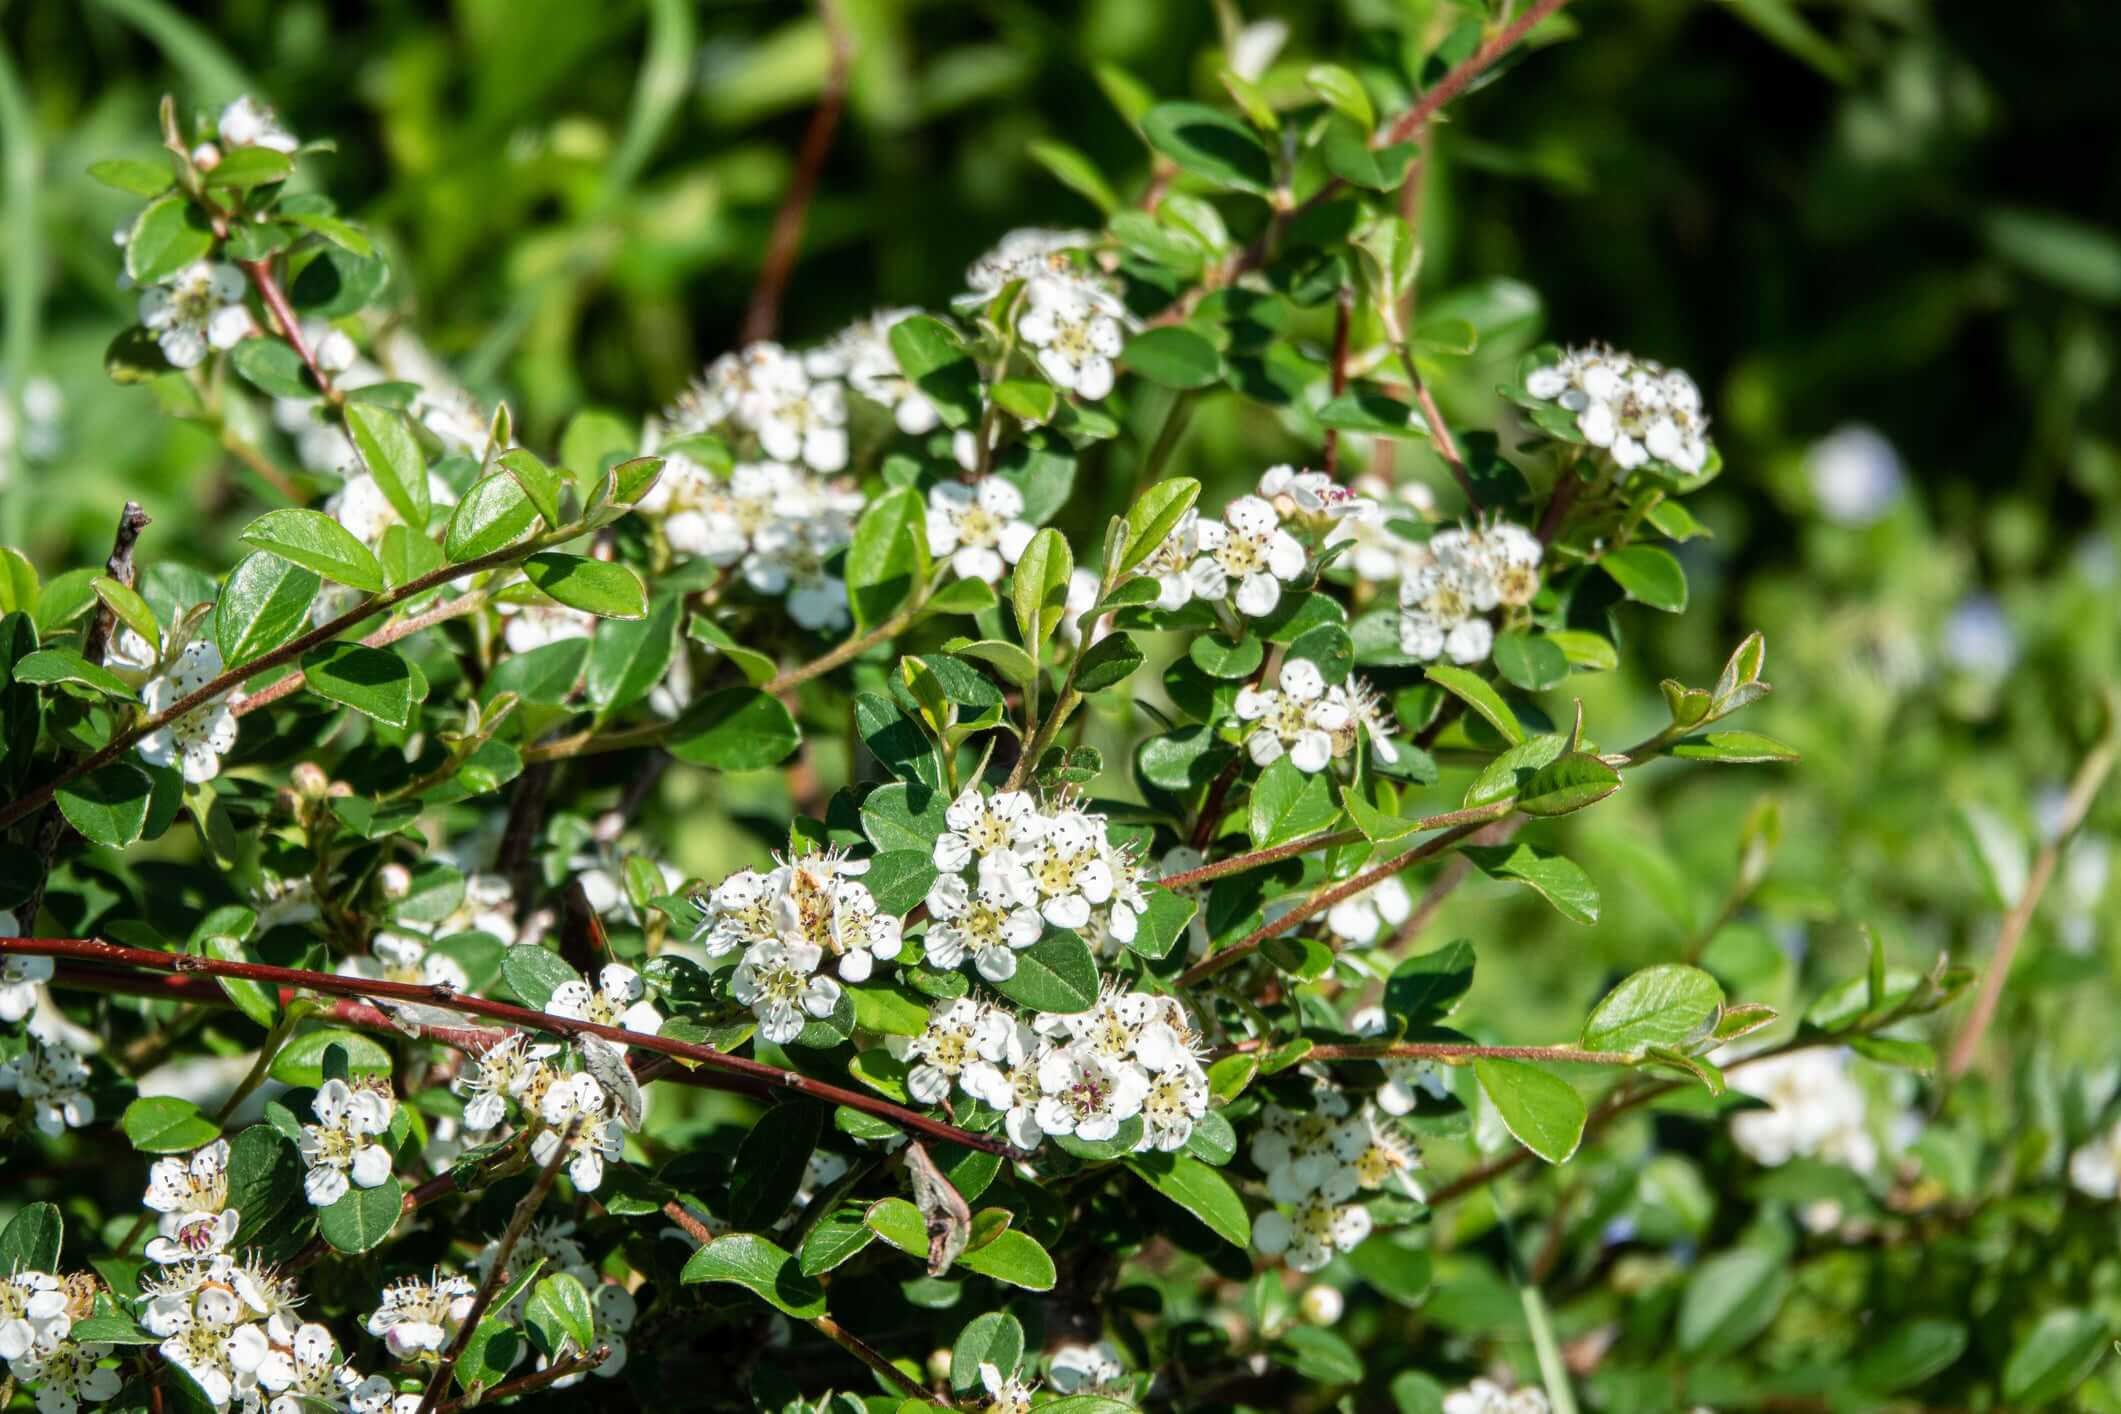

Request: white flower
left=136, top=639, right=239, bottom=784
left=730, top=938, right=842, bottom=1044
left=676, top=343, right=849, bottom=472
left=1808, top=424, right=1905, bottom=527
left=1525, top=344, right=1709, bottom=476
left=962, top=1022, right=1047, bottom=1151
left=0, top=1031, right=95, bottom=1137
left=499, top=599, right=597, bottom=655
left=547, top=963, right=663, bottom=1043
left=256, top=1321, right=361, bottom=1414
left=932, top=788, right=1046, bottom=875
left=925, top=478, right=1035, bottom=583
left=365, top=1271, right=477, bottom=1362
left=1325, top=876, right=1412, bottom=945
left=297, top=1078, right=396, bottom=1206
left=1484, top=522, right=1545, bottom=607
left=1251, top=1193, right=1371, bottom=1272
left=1133, top=509, right=1210, bottom=611
left=1191, top=495, right=1307, bottom=618
left=924, top=880, right=1043, bottom=983
left=1259, top=464, right=1372, bottom=524
left=961, top=227, right=1095, bottom=305
left=1329, top=479, right=1434, bottom=583
left=904, top=999, right=1009, bottom=1106
left=15, top=1325, right=123, bottom=1414
left=1332, top=1110, right=1423, bottom=1197
left=0, top=921, right=53, bottom=1022
left=691, top=867, right=778, bottom=958
left=1326, top=674, right=1402, bottom=766
left=1139, top=1061, right=1209, bottom=1153
left=1018, top=274, right=1126, bottom=401
left=0, top=1269, right=67, bottom=1362
left=1727, top=1050, right=1876, bottom=1174
left=1023, top=810, right=1115, bottom=930
left=1047, top=1341, right=1124, bottom=1394
left=1058, top=567, right=1107, bottom=649
left=139, top=262, right=251, bottom=369
left=454, top=1034, right=558, bottom=1133
left=1234, top=657, right=1349, bottom=774
left=1398, top=527, right=1500, bottom=666
left=1443, top=1377, right=1551, bottom=1414
left=749, top=848, right=902, bottom=983
left=218, top=96, right=299, bottom=153
left=978, top=1363, right=1038, bottom=1414
left=530, top=1072, right=627, bottom=1192
left=1941, top=593, right=2016, bottom=681
left=831, top=308, right=939, bottom=434
left=340, top=931, right=469, bottom=992
left=152, top=1279, right=269, bottom=1409
left=1034, top=1046, right=1148, bottom=1144
left=2068, top=1119, right=2121, bottom=1199
left=142, top=1140, right=239, bottom=1264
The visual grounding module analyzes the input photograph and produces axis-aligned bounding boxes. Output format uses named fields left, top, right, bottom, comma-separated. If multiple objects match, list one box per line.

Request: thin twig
left=240, top=259, right=341, bottom=408
left=1229, top=1039, right=1638, bottom=1066
left=1944, top=714, right=2119, bottom=1079
left=1323, top=287, right=1353, bottom=476
left=1160, top=827, right=1370, bottom=892
left=739, top=0, right=852, bottom=344
left=234, top=592, right=485, bottom=717
left=416, top=1118, right=580, bottom=1414
left=429, top=1349, right=608, bottom=1414
left=0, top=935, right=1005, bottom=1153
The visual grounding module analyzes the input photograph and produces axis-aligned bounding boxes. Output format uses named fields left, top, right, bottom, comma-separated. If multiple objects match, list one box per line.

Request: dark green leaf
left=988, top=933, right=1099, bottom=1015
left=1120, top=327, right=1222, bottom=388
left=300, top=642, right=419, bottom=727
left=679, top=1233, right=826, bottom=1318
left=668, top=688, right=801, bottom=770
left=1600, top=545, right=1689, bottom=612
left=56, top=762, right=154, bottom=848
left=1140, top=101, right=1273, bottom=194
left=122, top=1096, right=222, bottom=1153
left=240, top=509, right=385, bottom=592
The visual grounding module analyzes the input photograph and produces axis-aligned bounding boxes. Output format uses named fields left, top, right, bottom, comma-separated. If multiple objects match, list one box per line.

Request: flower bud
left=291, top=762, right=330, bottom=799
left=1300, top=1284, right=1343, bottom=1325
left=925, top=1348, right=951, bottom=1382
left=379, top=864, right=413, bottom=900
left=190, top=142, right=222, bottom=170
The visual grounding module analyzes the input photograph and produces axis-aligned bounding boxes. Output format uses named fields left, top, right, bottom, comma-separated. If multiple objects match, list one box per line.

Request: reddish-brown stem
left=239, top=258, right=341, bottom=408
left=739, top=0, right=852, bottom=344
left=236, top=593, right=485, bottom=717
left=1175, top=814, right=1504, bottom=987
left=1536, top=464, right=1581, bottom=546
left=1323, top=286, right=1353, bottom=475
left=1160, top=827, right=1370, bottom=892
left=1228, top=1038, right=1637, bottom=1066
left=1, top=936, right=1004, bottom=1153
left=430, top=1349, right=607, bottom=1414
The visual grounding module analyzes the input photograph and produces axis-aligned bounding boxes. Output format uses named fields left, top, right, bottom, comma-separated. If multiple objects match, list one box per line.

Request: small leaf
left=950, top=1312, right=1027, bottom=1396
left=1580, top=964, right=1725, bottom=1053
left=1422, top=665, right=1523, bottom=745
left=501, top=947, right=580, bottom=1010
left=1120, top=327, right=1222, bottom=389
left=122, top=1097, right=221, bottom=1154
left=522, top=553, right=647, bottom=620
left=1119, top=477, right=1201, bottom=576
left=1600, top=545, right=1689, bottom=612
left=240, top=509, right=385, bottom=592
left=1472, top=1058, right=1586, bottom=1163
left=797, top=1203, right=878, bottom=1276
left=127, top=195, right=214, bottom=284
left=317, top=1177, right=403, bottom=1253
left=1677, top=1247, right=1791, bottom=1357
left=1073, top=631, right=1144, bottom=692
left=1516, top=753, right=1622, bottom=816
left=56, top=762, right=154, bottom=848
left=1384, top=940, right=1475, bottom=1028
left=230, top=340, right=317, bottom=399
left=0, top=1204, right=63, bottom=1273
left=1140, top=101, right=1273, bottom=194
left=1010, top=528, right=1073, bottom=651
left=668, top=688, right=801, bottom=770
left=1125, top=1153, right=1249, bottom=1246
left=216, top=553, right=320, bottom=667
left=1463, top=843, right=1599, bottom=925
left=444, top=473, right=539, bottom=562
left=1669, top=731, right=1800, bottom=764
left=300, top=643, right=419, bottom=728
left=1491, top=631, right=1568, bottom=692
left=987, top=934, right=1099, bottom=1015
left=88, top=158, right=173, bottom=197
left=847, top=486, right=931, bottom=630
left=344, top=405, right=430, bottom=529
left=726, top=1103, right=824, bottom=1231
left=11, top=648, right=136, bottom=701
left=887, top=317, right=980, bottom=430
left=524, top=1274, right=596, bottom=1358
left=92, top=577, right=160, bottom=653
left=1306, top=63, right=1376, bottom=129
left=1026, top=139, right=1121, bottom=216
left=680, top=1232, right=827, bottom=1318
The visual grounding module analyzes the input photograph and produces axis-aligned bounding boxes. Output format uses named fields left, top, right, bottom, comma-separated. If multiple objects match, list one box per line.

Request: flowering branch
left=0, top=935, right=1007, bottom=1153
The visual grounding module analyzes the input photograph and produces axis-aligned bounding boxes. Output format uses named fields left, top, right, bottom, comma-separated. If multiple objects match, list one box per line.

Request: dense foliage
left=2, top=3, right=2119, bottom=1414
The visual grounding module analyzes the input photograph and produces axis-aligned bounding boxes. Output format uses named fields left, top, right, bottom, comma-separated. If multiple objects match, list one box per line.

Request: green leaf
left=1119, top=477, right=1201, bottom=575
left=990, top=378, right=1058, bottom=425
left=1471, top=1059, right=1586, bottom=1164
left=1120, top=327, right=1222, bottom=389
left=948, top=638, right=1037, bottom=689
left=1316, top=387, right=1422, bottom=436
left=204, top=145, right=294, bottom=189
left=1463, top=843, right=1599, bottom=925
left=1126, top=884, right=1197, bottom=962
left=680, top=1232, right=826, bottom=1318
left=1140, top=101, right=1272, bottom=194
left=1384, top=941, right=1476, bottom=1028
left=230, top=339, right=317, bottom=399
left=1600, top=545, right=1688, bottom=612
left=863, top=851, right=938, bottom=914
left=727, top=1102, right=823, bottom=1231
left=860, top=781, right=950, bottom=854
left=88, top=158, right=174, bottom=197
left=216, top=553, right=320, bottom=667
left=1277, top=1325, right=1365, bottom=1384
left=1125, top=1153, right=1249, bottom=1246
left=987, top=933, right=1099, bottom=1014
left=797, top=1203, right=879, bottom=1276
left=1248, top=757, right=1340, bottom=847
left=1669, top=731, right=1800, bottom=764
left=268, top=1030, right=392, bottom=1087
left=1853, top=1319, right=1968, bottom=1393
left=501, top=947, right=579, bottom=1010
left=1677, top=1247, right=1792, bottom=1357
left=240, top=509, right=385, bottom=592
left=1516, top=753, right=1622, bottom=816
left=1422, top=665, right=1522, bottom=745
left=668, top=687, right=801, bottom=770
left=122, top=1096, right=222, bottom=1154
left=300, top=643, right=419, bottom=728
left=1320, top=121, right=1417, bottom=191
left=1026, top=139, right=1121, bottom=216
left=318, top=1176, right=402, bottom=1253
left=1491, top=631, right=1568, bottom=692
left=499, top=449, right=565, bottom=529
left=522, top=553, right=647, bottom=619
left=282, top=208, right=374, bottom=257
left=525, top=1274, right=596, bottom=1358
left=887, top=316, right=980, bottom=430
left=1581, top=964, right=1724, bottom=1053
left=11, top=648, right=137, bottom=701
left=456, top=1319, right=524, bottom=1394
left=444, top=473, right=539, bottom=562
left=127, top=195, right=214, bottom=283
left=950, top=1313, right=1026, bottom=1395
left=1190, top=630, right=1262, bottom=680
left=0, top=1203, right=62, bottom=1273
left=1011, top=528, right=1073, bottom=650
left=92, top=577, right=160, bottom=653
left=2003, top=1309, right=2108, bottom=1404
left=587, top=596, right=679, bottom=714
left=847, top=486, right=930, bottom=630
left=56, top=762, right=154, bottom=848
left=344, top=404, right=430, bottom=529
left=225, top=1126, right=312, bottom=1264
left=957, top=1229, right=1058, bottom=1291
left=1073, top=630, right=1143, bottom=693
left=1306, top=63, right=1375, bottom=129
left=686, top=613, right=776, bottom=685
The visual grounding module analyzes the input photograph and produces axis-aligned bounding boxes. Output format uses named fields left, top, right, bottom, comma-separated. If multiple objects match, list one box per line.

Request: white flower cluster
left=1249, top=1085, right=1421, bottom=1271
left=894, top=985, right=1208, bottom=1155
left=136, top=637, right=241, bottom=784
left=922, top=788, right=1152, bottom=979
left=1444, top=1378, right=1551, bottom=1414
left=1726, top=1050, right=1878, bottom=1174
left=925, top=476, right=1035, bottom=584
left=668, top=341, right=847, bottom=474
left=139, top=261, right=252, bottom=370
left=340, top=931, right=468, bottom=992
left=1018, top=272, right=1128, bottom=402
left=639, top=457, right=863, bottom=631
left=1233, top=658, right=1402, bottom=775
left=298, top=1076, right=398, bottom=1207
left=138, top=1241, right=308, bottom=1410
left=1397, top=521, right=1543, bottom=666
left=1525, top=345, right=1709, bottom=475
left=0, top=1269, right=118, bottom=1414
left=817, top=307, right=940, bottom=435
left=1329, top=474, right=1437, bottom=584
left=365, top=1270, right=475, bottom=1365
left=694, top=850, right=904, bottom=1043
left=959, top=227, right=1095, bottom=306
left=0, top=1027, right=95, bottom=1137
left=453, top=1015, right=638, bottom=1195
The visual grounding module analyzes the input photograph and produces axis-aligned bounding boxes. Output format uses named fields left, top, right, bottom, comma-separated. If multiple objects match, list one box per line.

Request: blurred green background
left=5, top=0, right=2115, bottom=1044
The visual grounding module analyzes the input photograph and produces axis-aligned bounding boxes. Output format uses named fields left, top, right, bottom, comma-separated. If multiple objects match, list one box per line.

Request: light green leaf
left=1600, top=545, right=1688, bottom=612
left=240, top=509, right=385, bottom=592
left=122, top=1096, right=221, bottom=1154
left=127, top=195, right=214, bottom=284
left=1120, top=327, right=1222, bottom=389
left=1010, top=528, right=1072, bottom=651
left=216, top=553, right=320, bottom=667
left=522, top=553, right=647, bottom=620
left=344, top=404, right=430, bottom=529
left=525, top=1274, right=596, bottom=1358
left=1125, top=1153, right=1249, bottom=1246
left=847, top=486, right=930, bottom=630
left=1463, top=843, right=1599, bottom=925
left=668, top=687, right=801, bottom=770
left=1119, top=477, right=1200, bottom=576
left=1472, top=1058, right=1586, bottom=1164
left=2003, top=1309, right=2109, bottom=1404
left=1026, top=139, right=1120, bottom=216
left=317, top=1177, right=402, bottom=1253
left=443, top=473, right=539, bottom=562
left=1422, top=665, right=1523, bottom=745
left=1581, top=964, right=1725, bottom=1053
left=11, top=648, right=136, bottom=701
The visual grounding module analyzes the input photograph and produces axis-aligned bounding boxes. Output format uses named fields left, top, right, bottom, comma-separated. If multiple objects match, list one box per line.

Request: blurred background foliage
left=5, top=0, right=2121, bottom=1404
